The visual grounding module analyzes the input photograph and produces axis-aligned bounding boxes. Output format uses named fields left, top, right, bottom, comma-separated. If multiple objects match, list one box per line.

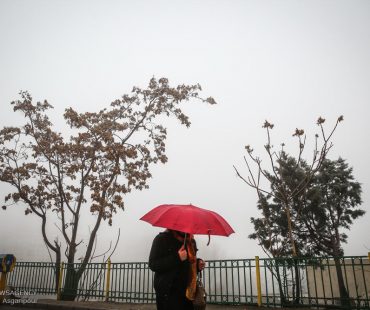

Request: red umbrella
left=140, top=204, right=234, bottom=237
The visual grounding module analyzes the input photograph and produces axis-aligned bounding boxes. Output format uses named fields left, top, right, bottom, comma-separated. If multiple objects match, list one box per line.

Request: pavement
left=1, top=299, right=250, bottom=310
left=0, top=298, right=318, bottom=310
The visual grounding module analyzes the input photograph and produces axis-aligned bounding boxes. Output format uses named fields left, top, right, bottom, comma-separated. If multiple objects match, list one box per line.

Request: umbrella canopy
left=140, top=204, right=234, bottom=236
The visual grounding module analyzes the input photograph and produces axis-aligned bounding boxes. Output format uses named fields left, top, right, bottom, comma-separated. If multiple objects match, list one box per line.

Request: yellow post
left=0, top=272, right=7, bottom=303
left=57, top=262, right=64, bottom=300
left=105, top=258, right=111, bottom=302
left=255, top=256, right=262, bottom=307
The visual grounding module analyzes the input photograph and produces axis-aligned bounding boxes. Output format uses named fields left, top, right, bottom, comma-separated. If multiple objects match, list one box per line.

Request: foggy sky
left=0, top=0, right=369, bottom=262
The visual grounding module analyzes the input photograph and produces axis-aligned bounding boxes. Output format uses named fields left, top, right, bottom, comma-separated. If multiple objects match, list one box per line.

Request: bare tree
left=0, top=77, right=216, bottom=300
left=233, top=116, right=343, bottom=305
left=234, top=116, right=343, bottom=257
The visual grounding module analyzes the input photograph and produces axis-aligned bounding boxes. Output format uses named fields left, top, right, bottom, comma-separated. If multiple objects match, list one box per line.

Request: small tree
left=248, top=156, right=364, bottom=307
left=248, top=154, right=310, bottom=258
left=248, top=154, right=313, bottom=305
left=0, top=77, right=216, bottom=300
left=234, top=116, right=343, bottom=257
left=299, top=158, right=364, bottom=306
left=234, top=116, right=342, bottom=305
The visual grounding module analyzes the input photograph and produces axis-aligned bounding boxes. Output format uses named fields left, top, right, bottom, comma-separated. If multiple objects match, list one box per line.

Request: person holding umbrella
left=149, top=229, right=205, bottom=310
left=141, top=204, right=234, bottom=310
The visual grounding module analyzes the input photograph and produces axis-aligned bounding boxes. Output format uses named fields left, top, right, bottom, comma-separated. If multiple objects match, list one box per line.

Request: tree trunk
left=60, top=210, right=102, bottom=300
left=54, top=251, right=61, bottom=292
left=293, top=259, right=301, bottom=304
left=274, top=263, right=288, bottom=306
left=60, top=264, right=80, bottom=301
left=284, top=203, right=297, bottom=257
left=333, top=257, right=351, bottom=308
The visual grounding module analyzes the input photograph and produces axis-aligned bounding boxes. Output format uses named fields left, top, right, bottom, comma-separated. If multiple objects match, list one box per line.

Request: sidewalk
left=18, top=299, right=249, bottom=310
left=11, top=299, right=314, bottom=310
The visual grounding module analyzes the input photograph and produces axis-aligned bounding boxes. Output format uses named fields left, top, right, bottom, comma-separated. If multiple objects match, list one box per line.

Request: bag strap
left=196, top=271, right=206, bottom=297
left=197, top=271, right=204, bottom=286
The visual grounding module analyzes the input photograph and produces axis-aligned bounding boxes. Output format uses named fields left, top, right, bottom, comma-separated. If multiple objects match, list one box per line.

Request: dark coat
left=149, top=231, right=196, bottom=310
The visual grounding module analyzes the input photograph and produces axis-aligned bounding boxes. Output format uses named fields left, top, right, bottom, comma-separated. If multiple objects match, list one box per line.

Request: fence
left=7, top=255, right=370, bottom=309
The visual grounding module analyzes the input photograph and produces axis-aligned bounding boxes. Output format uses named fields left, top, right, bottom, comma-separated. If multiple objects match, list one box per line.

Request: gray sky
left=0, top=0, right=369, bottom=262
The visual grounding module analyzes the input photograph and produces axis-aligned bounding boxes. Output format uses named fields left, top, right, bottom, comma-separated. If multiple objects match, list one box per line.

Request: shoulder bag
left=193, top=272, right=206, bottom=310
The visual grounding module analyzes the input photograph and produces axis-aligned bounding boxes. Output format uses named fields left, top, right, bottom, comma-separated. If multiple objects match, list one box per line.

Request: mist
left=0, top=0, right=369, bottom=263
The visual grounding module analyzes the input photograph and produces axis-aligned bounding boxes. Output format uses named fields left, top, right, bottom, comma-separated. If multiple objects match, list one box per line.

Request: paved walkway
left=13, top=299, right=251, bottom=310
left=0, top=296, right=322, bottom=310
left=4, top=298, right=311, bottom=310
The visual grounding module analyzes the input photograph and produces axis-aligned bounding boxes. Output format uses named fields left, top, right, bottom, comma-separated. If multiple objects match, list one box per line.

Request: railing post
left=255, top=256, right=262, bottom=307
left=57, top=262, right=64, bottom=300
left=368, top=252, right=370, bottom=261
left=105, top=258, right=111, bottom=302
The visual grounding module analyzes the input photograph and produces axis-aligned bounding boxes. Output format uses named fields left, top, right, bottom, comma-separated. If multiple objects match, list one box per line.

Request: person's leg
left=184, top=297, right=194, bottom=310
left=162, top=291, right=191, bottom=310
left=155, top=293, right=166, bottom=310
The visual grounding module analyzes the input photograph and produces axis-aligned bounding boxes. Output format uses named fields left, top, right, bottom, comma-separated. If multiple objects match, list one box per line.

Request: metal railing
left=7, top=255, right=370, bottom=309
left=7, top=262, right=57, bottom=295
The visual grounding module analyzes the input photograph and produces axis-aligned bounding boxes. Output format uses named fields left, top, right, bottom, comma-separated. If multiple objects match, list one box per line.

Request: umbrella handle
left=184, top=233, right=187, bottom=247
left=207, top=230, right=211, bottom=246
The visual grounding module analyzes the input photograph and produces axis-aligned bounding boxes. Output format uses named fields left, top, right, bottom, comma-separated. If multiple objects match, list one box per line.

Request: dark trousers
left=155, top=290, right=193, bottom=310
